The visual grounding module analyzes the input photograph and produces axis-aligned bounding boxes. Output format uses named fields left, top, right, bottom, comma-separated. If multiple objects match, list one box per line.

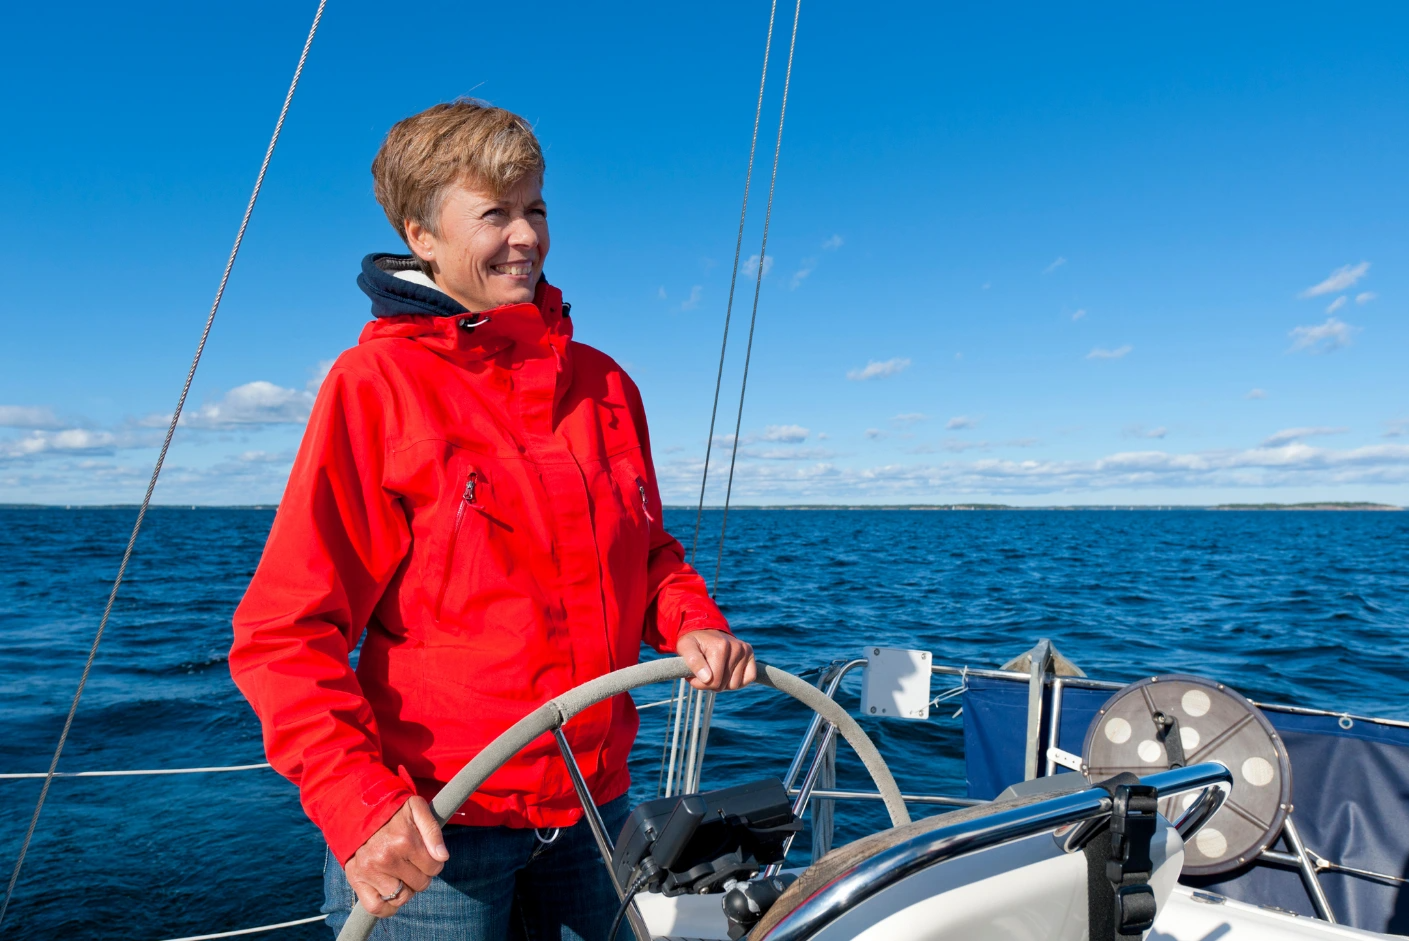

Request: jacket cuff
left=306, top=762, right=414, bottom=865
left=670, top=609, right=731, bottom=648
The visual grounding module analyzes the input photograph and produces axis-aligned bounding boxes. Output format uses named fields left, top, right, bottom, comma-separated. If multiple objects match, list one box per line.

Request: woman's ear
left=404, top=218, right=435, bottom=263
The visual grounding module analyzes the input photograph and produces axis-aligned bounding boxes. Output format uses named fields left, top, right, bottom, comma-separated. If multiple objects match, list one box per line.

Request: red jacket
left=230, top=256, right=728, bottom=864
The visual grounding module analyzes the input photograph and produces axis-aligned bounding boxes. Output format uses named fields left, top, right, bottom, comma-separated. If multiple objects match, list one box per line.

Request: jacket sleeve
left=624, top=377, right=731, bottom=652
left=229, top=364, right=414, bottom=865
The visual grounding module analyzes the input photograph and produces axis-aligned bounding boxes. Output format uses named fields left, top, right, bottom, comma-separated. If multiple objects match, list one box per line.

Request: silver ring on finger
left=380, top=880, right=405, bottom=902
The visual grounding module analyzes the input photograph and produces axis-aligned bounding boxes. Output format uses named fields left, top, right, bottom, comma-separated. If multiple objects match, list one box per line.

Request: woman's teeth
left=493, top=263, right=533, bottom=276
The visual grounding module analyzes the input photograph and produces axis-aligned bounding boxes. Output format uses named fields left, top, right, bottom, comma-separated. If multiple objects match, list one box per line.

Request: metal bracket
left=1024, top=639, right=1054, bottom=780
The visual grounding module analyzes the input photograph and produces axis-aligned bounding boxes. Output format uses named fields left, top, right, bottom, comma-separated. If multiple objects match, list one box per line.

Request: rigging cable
left=662, top=0, right=782, bottom=799
left=667, top=0, right=804, bottom=798
left=0, top=1, right=328, bottom=930
left=156, top=914, right=327, bottom=941
left=687, top=0, right=779, bottom=571
left=711, top=0, right=803, bottom=593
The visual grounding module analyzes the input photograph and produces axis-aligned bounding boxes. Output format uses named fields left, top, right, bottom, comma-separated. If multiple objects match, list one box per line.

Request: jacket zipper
left=635, top=477, right=655, bottom=523
left=434, top=471, right=479, bottom=621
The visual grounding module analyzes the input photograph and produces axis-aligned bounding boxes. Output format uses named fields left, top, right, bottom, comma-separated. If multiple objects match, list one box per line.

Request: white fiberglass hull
left=636, top=819, right=1391, bottom=941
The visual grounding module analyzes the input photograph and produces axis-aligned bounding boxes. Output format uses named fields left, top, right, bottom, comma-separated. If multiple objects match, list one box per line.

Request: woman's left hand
left=676, top=629, right=756, bottom=691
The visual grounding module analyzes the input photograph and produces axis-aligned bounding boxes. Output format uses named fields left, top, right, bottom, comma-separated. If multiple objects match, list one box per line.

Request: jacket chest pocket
left=433, top=465, right=490, bottom=623
left=610, top=454, right=654, bottom=532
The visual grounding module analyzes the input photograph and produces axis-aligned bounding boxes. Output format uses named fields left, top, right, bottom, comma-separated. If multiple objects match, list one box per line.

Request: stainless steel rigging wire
left=711, top=0, right=802, bottom=593
left=687, top=0, right=779, bottom=570
left=0, top=1, right=328, bottom=928
left=662, top=0, right=783, bottom=800
left=663, top=0, right=804, bottom=800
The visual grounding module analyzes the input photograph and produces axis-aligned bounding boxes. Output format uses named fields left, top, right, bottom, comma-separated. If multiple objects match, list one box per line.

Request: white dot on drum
left=1242, top=756, right=1275, bottom=787
left=1137, top=740, right=1163, bottom=763
left=1105, top=717, right=1132, bottom=744
left=1196, top=828, right=1228, bottom=858
left=1180, top=793, right=1198, bottom=811
left=1180, top=726, right=1201, bottom=751
left=1182, top=689, right=1212, bottom=717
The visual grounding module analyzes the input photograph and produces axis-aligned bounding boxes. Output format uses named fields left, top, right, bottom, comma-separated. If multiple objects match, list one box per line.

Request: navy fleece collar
left=357, top=253, right=469, bottom=319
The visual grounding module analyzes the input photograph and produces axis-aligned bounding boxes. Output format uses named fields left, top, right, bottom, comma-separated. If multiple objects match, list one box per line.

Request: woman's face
left=405, top=176, right=550, bottom=312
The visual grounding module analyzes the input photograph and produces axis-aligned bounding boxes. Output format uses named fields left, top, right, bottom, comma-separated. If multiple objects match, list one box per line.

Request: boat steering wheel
left=336, top=657, right=910, bottom=941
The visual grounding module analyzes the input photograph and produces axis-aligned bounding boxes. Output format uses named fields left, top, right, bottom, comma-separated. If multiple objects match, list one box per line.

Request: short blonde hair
left=371, top=99, right=544, bottom=245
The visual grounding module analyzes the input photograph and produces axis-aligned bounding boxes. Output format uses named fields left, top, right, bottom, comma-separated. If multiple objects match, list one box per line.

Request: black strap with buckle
left=1085, top=773, right=1160, bottom=940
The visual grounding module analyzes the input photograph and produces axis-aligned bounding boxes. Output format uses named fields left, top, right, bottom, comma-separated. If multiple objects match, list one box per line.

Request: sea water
left=1, top=506, right=1405, bottom=939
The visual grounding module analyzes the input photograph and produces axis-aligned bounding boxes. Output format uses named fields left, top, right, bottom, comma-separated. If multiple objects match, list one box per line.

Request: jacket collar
left=357, top=253, right=469, bottom=319
left=356, top=254, right=574, bottom=401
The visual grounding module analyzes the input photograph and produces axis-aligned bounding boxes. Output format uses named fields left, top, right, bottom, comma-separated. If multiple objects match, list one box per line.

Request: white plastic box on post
left=859, top=647, right=933, bottom=720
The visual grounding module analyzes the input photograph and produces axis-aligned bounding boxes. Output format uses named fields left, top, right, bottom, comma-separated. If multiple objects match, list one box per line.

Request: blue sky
left=2, top=1, right=1406, bottom=506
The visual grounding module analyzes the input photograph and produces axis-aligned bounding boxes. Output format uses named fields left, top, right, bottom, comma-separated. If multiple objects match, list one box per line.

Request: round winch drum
left=1082, top=674, right=1291, bottom=875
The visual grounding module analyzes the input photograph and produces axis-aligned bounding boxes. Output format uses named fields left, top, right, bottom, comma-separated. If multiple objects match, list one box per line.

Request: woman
left=229, top=99, right=755, bottom=941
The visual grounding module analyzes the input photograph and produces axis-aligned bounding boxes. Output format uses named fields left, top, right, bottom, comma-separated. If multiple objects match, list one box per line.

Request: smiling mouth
left=491, top=262, right=535, bottom=277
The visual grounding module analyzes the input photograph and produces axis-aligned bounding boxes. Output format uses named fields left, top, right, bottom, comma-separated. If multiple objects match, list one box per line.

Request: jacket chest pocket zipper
left=635, top=477, right=655, bottom=524
left=435, top=471, right=481, bottom=622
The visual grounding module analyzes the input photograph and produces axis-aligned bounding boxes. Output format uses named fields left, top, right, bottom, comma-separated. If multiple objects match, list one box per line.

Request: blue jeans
left=322, top=795, right=631, bottom=941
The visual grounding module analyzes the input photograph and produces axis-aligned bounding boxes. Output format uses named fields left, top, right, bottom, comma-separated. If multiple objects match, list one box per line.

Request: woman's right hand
left=345, top=796, right=449, bottom=917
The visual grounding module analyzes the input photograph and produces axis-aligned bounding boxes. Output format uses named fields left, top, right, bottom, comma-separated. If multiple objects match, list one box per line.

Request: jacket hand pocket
left=610, top=455, right=655, bottom=533
left=434, top=467, right=485, bottom=623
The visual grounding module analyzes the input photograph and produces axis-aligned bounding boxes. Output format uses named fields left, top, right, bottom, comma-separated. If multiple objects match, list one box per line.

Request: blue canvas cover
left=962, top=674, right=1409, bottom=933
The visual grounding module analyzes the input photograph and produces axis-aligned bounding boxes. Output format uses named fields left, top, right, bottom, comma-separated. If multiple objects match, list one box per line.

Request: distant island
left=1207, top=502, right=1403, bottom=511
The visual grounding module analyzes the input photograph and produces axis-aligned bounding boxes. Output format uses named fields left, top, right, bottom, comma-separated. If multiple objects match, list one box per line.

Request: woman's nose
left=507, top=217, right=539, bottom=249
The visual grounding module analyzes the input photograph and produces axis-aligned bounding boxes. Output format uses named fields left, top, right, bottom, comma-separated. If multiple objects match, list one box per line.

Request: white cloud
left=1124, top=425, right=1168, bottom=439
left=1044, top=257, right=1067, bottom=274
left=761, top=424, right=809, bottom=443
left=0, top=428, right=121, bottom=459
left=946, top=416, right=978, bottom=430
left=742, top=446, right=837, bottom=461
left=891, top=413, right=928, bottom=427
left=1262, top=426, right=1348, bottom=448
left=865, top=428, right=885, bottom=440
left=1356, top=292, right=1378, bottom=305
left=1386, top=419, right=1409, bottom=439
left=1289, top=317, right=1358, bottom=353
left=0, top=406, right=62, bottom=429
left=1301, top=262, right=1370, bottom=298
left=847, top=358, right=911, bottom=381
left=1326, top=295, right=1348, bottom=314
left=657, top=286, right=667, bottom=300
left=1246, top=388, right=1267, bottom=400
left=1087, top=345, right=1132, bottom=360
left=742, top=255, right=774, bottom=279
left=1072, top=309, right=1087, bottom=321
left=653, top=439, right=1409, bottom=501
left=181, top=381, right=316, bottom=429
left=310, top=359, right=334, bottom=393
left=680, top=285, right=703, bottom=311
left=790, top=258, right=816, bottom=290
left=822, top=235, right=844, bottom=251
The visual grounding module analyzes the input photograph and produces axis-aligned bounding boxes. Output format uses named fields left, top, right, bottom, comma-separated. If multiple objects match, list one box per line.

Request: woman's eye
left=529, top=209, right=547, bottom=220
left=482, top=208, right=507, bottom=220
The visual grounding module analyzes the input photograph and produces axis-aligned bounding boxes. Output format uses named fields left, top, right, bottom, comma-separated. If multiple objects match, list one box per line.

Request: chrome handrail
left=760, top=762, right=1234, bottom=941
left=930, top=662, right=1409, bottom=730
left=787, top=787, right=982, bottom=808
left=780, top=658, right=868, bottom=791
